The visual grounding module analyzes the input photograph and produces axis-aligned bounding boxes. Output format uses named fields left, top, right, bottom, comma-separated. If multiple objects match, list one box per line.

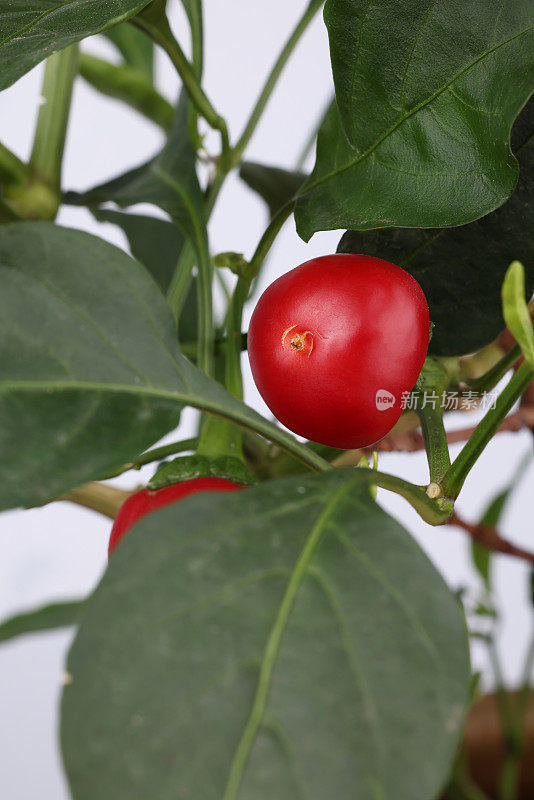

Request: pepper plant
left=1, top=1, right=534, bottom=798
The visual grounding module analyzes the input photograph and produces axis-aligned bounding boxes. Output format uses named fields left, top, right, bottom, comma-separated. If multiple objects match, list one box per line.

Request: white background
left=1, top=1, right=533, bottom=797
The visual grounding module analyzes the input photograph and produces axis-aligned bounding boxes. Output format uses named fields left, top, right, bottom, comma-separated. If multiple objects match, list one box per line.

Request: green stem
left=99, top=437, right=199, bottom=478
left=219, top=199, right=294, bottom=397
left=59, top=482, right=131, bottom=518
left=197, top=256, right=253, bottom=462
left=134, top=12, right=229, bottom=157
left=79, top=53, right=174, bottom=130
left=30, top=44, right=79, bottom=192
left=136, top=437, right=198, bottom=466
left=360, top=469, right=451, bottom=525
left=244, top=200, right=294, bottom=280
left=197, top=278, right=253, bottom=465
left=416, top=400, right=451, bottom=484
left=0, top=141, right=29, bottom=184
left=166, top=242, right=195, bottom=322
left=196, top=235, right=215, bottom=376
left=180, top=332, right=247, bottom=359
left=232, top=0, right=324, bottom=164
left=187, top=0, right=203, bottom=79
left=166, top=164, right=226, bottom=326
left=441, top=362, right=534, bottom=499
left=225, top=278, right=250, bottom=400
left=466, top=344, right=522, bottom=394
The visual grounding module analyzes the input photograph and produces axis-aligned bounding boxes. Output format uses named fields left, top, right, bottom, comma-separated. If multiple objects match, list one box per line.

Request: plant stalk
left=360, top=469, right=452, bottom=525
left=79, top=53, right=174, bottom=130
left=187, top=0, right=203, bottom=79
left=134, top=11, right=229, bottom=157
left=244, top=200, right=294, bottom=280
left=441, top=362, right=534, bottom=498
left=30, top=44, right=79, bottom=192
left=466, top=344, right=522, bottom=394
left=59, top=482, right=133, bottom=518
left=416, top=400, right=451, bottom=485
left=99, top=437, right=199, bottom=479
left=166, top=242, right=195, bottom=323
left=196, top=236, right=215, bottom=377
left=232, top=0, right=324, bottom=164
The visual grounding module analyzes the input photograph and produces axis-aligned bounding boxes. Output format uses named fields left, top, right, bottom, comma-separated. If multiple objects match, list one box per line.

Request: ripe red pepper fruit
left=248, top=254, right=429, bottom=449
left=108, top=477, right=244, bottom=556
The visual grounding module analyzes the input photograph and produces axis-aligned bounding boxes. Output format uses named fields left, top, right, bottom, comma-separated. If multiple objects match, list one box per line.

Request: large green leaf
left=0, top=222, right=325, bottom=510
left=0, top=0, right=151, bottom=91
left=0, top=221, right=181, bottom=509
left=338, top=100, right=534, bottom=356
left=295, top=0, right=534, bottom=240
left=61, top=470, right=469, bottom=800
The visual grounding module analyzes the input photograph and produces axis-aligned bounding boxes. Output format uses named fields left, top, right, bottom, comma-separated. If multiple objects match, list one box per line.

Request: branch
left=331, top=406, right=534, bottom=468
left=449, top=512, right=534, bottom=565
left=442, top=362, right=534, bottom=498
left=30, top=44, right=79, bottom=192
left=232, top=0, right=324, bottom=163
left=58, top=482, right=134, bottom=519
left=134, top=10, right=229, bottom=156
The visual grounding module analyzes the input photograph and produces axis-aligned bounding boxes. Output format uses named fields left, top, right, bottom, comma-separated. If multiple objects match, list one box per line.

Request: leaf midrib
left=301, top=25, right=532, bottom=195
left=221, top=479, right=356, bottom=800
left=0, top=379, right=330, bottom=473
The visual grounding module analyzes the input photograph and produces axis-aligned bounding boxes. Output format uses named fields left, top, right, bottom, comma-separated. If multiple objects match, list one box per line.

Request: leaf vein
left=220, top=479, right=357, bottom=800
left=302, top=24, right=532, bottom=194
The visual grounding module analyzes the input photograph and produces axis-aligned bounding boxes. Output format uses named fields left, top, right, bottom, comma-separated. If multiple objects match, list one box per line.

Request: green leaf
left=239, top=162, right=306, bottom=217
left=92, top=208, right=183, bottom=293
left=0, top=0, right=151, bottom=91
left=91, top=208, right=198, bottom=343
left=470, top=451, right=532, bottom=588
left=471, top=480, right=507, bottom=589
left=0, top=600, right=84, bottom=644
left=65, top=93, right=208, bottom=263
left=337, top=100, right=534, bottom=356
left=470, top=543, right=492, bottom=590
left=0, top=221, right=181, bottom=509
left=502, top=260, right=534, bottom=366
left=295, top=0, right=534, bottom=239
left=61, top=470, right=469, bottom=800
left=103, top=21, right=154, bottom=79
left=0, top=221, right=327, bottom=510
